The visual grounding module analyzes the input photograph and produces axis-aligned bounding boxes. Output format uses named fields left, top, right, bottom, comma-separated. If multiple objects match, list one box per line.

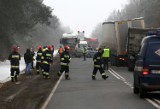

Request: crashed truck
left=102, top=17, right=158, bottom=70
left=60, top=33, right=79, bottom=57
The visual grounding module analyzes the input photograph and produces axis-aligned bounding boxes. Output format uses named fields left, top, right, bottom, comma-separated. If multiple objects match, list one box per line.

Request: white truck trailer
left=102, top=17, right=145, bottom=67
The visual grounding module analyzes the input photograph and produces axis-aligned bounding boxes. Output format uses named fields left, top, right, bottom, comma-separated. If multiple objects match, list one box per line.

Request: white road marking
left=146, top=99, right=160, bottom=109
left=109, top=68, right=160, bottom=109
left=109, top=68, right=126, bottom=81
left=41, top=72, right=65, bottom=109
left=108, top=69, right=120, bottom=79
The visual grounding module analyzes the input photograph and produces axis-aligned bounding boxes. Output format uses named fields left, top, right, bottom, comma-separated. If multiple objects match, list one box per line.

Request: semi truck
left=85, top=38, right=99, bottom=50
left=127, top=28, right=158, bottom=71
left=60, top=33, right=79, bottom=56
left=102, top=17, right=146, bottom=68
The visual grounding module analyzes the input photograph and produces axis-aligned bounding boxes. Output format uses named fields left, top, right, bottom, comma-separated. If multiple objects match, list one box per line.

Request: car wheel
left=139, top=87, right=146, bottom=98
left=133, top=85, right=139, bottom=94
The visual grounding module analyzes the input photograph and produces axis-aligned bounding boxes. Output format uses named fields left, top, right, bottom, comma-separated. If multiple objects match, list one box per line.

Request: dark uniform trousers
left=103, top=57, right=109, bottom=70
left=59, top=65, right=69, bottom=79
left=92, top=65, right=106, bottom=79
left=43, top=62, right=50, bottom=79
left=36, top=62, right=41, bottom=74
left=11, top=68, right=20, bottom=82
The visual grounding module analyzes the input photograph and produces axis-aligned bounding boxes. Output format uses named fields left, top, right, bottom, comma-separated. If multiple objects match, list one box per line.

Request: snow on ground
left=0, top=50, right=58, bottom=83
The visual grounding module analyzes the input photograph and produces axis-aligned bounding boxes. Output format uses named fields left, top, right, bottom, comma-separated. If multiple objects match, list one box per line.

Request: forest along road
left=45, top=58, right=159, bottom=109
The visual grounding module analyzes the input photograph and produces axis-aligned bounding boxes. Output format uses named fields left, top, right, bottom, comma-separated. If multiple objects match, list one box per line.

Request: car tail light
left=119, top=58, right=125, bottom=61
left=142, top=67, right=149, bottom=75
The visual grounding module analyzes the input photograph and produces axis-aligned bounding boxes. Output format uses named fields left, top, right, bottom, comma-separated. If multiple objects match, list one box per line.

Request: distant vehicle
left=85, top=38, right=99, bottom=50
left=60, top=33, right=79, bottom=56
left=75, top=40, right=88, bottom=57
left=86, top=47, right=96, bottom=58
left=133, top=35, right=160, bottom=98
left=102, top=17, right=145, bottom=68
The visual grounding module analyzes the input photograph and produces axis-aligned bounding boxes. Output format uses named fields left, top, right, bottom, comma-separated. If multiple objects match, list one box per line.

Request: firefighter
left=41, top=45, right=53, bottom=79
left=82, top=45, right=87, bottom=61
left=58, top=45, right=71, bottom=80
left=92, top=48, right=109, bottom=80
left=58, top=46, right=64, bottom=57
left=36, top=46, right=43, bottom=74
left=102, top=47, right=110, bottom=70
left=8, top=45, right=21, bottom=82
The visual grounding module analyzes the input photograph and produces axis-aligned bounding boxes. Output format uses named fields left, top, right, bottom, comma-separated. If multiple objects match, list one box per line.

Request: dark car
left=86, top=47, right=96, bottom=58
left=134, top=35, right=160, bottom=98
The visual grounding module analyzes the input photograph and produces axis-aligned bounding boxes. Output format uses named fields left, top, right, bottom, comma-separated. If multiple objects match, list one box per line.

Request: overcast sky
left=43, top=0, right=128, bottom=37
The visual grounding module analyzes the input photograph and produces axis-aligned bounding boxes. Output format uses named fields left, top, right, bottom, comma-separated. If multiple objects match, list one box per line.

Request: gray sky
left=43, top=0, right=128, bottom=36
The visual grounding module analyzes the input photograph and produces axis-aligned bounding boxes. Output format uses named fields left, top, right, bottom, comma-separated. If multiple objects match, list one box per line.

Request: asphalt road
left=45, top=58, right=160, bottom=109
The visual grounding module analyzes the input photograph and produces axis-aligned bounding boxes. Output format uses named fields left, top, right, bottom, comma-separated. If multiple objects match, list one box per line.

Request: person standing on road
left=36, top=46, right=43, bottom=74
left=41, top=45, right=53, bottom=79
left=82, top=45, right=87, bottom=61
left=102, top=47, right=110, bottom=70
left=58, top=46, right=64, bottom=57
left=92, top=48, right=109, bottom=80
left=24, top=48, right=33, bottom=77
left=8, top=45, right=21, bottom=82
left=58, top=45, right=71, bottom=80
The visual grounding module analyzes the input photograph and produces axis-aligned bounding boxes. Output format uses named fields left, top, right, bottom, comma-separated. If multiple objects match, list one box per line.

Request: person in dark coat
left=24, top=48, right=33, bottom=77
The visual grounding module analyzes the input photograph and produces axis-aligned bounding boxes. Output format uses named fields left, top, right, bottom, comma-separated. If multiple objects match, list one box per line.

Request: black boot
left=15, top=75, right=18, bottom=82
left=103, top=75, right=109, bottom=80
left=92, top=76, right=96, bottom=80
left=65, top=75, right=70, bottom=80
left=57, top=72, right=61, bottom=77
left=11, top=77, right=14, bottom=82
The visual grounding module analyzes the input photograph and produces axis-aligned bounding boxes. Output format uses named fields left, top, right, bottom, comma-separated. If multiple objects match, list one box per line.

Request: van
left=133, top=35, right=160, bottom=98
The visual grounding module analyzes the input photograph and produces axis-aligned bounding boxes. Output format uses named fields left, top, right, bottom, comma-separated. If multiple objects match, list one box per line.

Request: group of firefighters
left=8, top=44, right=110, bottom=82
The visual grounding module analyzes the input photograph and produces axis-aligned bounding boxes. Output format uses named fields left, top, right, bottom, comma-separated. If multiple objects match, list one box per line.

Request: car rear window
left=146, top=42, right=160, bottom=61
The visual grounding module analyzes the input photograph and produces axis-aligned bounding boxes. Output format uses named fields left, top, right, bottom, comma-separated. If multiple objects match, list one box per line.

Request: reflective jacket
left=36, top=50, right=43, bottom=62
left=102, top=48, right=110, bottom=57
left=58, top=47, right=64, bottom=54
left=83, top=47, right=87, bottom=54
left=93, top=52, right=103, bottom=65
left=60, top=51, right=71, bottom=66
left=8, top=51, right=21, bottom=67
left=41, top=50, right=53, bottom=64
